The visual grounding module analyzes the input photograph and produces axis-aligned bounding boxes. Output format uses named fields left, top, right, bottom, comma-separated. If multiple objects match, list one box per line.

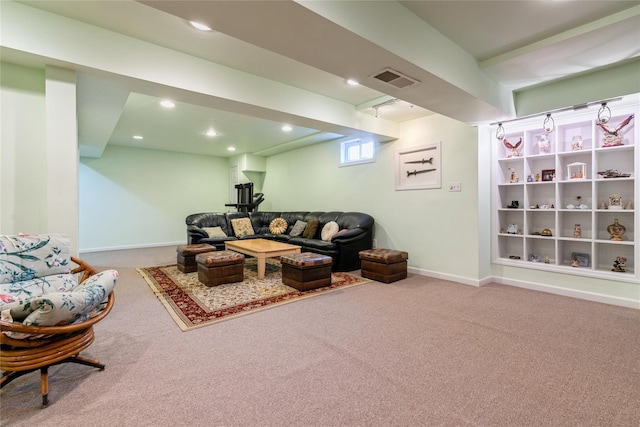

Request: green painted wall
left=263, top=114, right=481, bottom=282
left=79, top=145, right=230, bottom=251
left=0, top=63, right=47, bottom=234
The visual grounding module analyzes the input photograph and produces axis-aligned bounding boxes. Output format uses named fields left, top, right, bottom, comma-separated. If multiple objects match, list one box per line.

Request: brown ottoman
left=177, top=244, right=216, bottom=273
left=359, top=248, right=408, bottom=283
left=196, top=250, right=245, bottom=287
left=280, top=252, right=333, bottom=291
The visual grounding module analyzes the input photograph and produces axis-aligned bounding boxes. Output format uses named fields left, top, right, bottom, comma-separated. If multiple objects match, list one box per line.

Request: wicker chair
left=0, top=257, right=115, bottom=406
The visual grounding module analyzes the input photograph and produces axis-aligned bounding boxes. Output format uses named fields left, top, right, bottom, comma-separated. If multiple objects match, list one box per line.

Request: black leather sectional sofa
left=185, top=211, right=374, bottom=272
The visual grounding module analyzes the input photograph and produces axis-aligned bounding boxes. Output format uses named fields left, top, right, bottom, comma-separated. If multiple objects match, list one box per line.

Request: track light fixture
left=597, top=102, right=611, bottom=124
left=543, top=113, right=554, bottom=133
left=495, top=123, right=505, bottom=140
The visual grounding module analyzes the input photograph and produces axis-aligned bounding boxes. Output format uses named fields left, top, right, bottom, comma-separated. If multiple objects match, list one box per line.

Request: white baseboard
left=489, top=276, right=640, bottom=309
left=79, top=241, right=184, bottom=253
left=408, top=266, right=482, bottom=287
left=408, top=267, right=639, bottom=309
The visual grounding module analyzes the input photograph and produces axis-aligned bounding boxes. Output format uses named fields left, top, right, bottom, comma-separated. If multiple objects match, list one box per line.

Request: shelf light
left=160, top=100, right=175, bottom=109
left=133, top=135, right=143, bottom=140
left=282, top=125, right=292, bottom=132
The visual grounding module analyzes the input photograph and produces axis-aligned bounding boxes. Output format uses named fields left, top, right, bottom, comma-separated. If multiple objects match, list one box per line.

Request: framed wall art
left=395, top=141, right=441, bottom=190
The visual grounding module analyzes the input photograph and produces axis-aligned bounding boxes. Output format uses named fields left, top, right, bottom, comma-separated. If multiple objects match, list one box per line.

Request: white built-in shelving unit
left=492, top=99, right=639, bottom=283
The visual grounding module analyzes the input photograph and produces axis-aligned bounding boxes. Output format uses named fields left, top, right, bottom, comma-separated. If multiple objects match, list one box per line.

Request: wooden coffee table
left=225, top=239, right=301, bottom=279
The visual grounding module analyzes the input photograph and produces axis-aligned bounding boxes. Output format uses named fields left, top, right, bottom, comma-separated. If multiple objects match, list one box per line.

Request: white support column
left=45, top=66, right=79, bottom=255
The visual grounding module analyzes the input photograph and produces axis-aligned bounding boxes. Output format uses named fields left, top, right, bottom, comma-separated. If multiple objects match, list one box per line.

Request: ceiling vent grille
left=371, top=68, right=420, bottom=89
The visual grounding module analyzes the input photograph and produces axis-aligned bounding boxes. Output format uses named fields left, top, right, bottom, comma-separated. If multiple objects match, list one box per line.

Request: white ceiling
left=6, top=0, right=640, bottom=158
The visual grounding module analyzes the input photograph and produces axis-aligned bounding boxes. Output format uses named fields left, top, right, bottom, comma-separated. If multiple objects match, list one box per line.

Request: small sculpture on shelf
left=612, top=257, right=627, bottom=273
left=506, top=224, right=518, bottom=234
left=607, top=218, right=626, bottom=241
left=508, top=168, right=519, bottom=183
left=503, top=138, right=522, bottom=158
left=573, top=224, right=581, bottom=238
left=571, top=257, right=579, bottom=267
left=598, top=169, right=631, bottom=179
left=507, top=200, right=519, bottom=209
left=597, top=114, right=634, bottom=147
left=608, top=194, right=623, bottom=210
left=567, top=162, right=586, bottom=180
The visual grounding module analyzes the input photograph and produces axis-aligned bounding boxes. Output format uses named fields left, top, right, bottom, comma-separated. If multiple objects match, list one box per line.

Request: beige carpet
left=137, top=259, right=371, bottom=331
left=1, top=245, right=639, bottom=426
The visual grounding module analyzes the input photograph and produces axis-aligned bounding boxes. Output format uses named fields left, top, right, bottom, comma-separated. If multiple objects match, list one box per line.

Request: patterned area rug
left=137, top=259, right=370, bottom=331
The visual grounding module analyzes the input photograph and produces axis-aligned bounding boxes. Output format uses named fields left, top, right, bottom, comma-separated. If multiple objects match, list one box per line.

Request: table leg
left=257, top=254, right=266, bottom=279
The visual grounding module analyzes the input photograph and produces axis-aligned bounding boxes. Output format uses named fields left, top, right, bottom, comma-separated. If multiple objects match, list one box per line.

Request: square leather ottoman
left=359, top=248, right=408, bottom=283
left=196, top=250, right=245, bottom=287
left=280, top=252, right=333, bottom=291
left=177, top=243, right=216, bottom=273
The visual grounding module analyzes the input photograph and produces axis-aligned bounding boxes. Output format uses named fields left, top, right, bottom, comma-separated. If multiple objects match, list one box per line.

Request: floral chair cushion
left=6, top=269, right=118, bottom=326
left=0, top=274, right=78, bottom=311
left=0, top=234, right=71, bottom=284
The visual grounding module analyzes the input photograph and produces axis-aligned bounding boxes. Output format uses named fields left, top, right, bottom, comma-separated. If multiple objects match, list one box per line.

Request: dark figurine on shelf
left=507, top=201, right=519, bottom=209
left=612, top=257, right=627, bottom=273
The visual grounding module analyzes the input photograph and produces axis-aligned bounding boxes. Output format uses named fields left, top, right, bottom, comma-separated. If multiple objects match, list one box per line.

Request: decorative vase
left=570, top=135, right=583, bottom=150
left=607, top=219, right=626, bottom=241
left=573, top=224, right=581, bottom=238
left=537, top=134, right=550, bottom=154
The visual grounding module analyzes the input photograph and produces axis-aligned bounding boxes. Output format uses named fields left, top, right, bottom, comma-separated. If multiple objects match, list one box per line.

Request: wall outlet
left=449, top=182, right=462, bottom=192
left=372, top=239, right=377, bottom=248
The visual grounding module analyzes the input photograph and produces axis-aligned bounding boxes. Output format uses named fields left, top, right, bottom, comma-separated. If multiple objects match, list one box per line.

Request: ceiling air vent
left=371, top=68, right=420, bottom=89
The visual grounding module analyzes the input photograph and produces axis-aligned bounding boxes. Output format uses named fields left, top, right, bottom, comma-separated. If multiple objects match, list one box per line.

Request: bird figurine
left=503, top=137, right=522, bottom=158
left=597, top=114, right=634, bottom=147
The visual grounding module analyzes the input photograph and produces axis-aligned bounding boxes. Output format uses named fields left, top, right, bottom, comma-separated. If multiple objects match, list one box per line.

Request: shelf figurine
left=503, top=137, right=522, bottom=158
left=612, top=257, right=627, bottom=273
left=597, top=114, right=634, bottom=147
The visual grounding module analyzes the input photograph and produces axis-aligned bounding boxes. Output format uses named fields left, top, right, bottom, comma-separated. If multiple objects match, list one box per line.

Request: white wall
left=79, top=146, right=230, bottom=251
left=263, top=114, right=481, bottom=283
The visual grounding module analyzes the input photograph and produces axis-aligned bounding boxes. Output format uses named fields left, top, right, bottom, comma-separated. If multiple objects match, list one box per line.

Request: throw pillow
left=269, top=218, right=288, bottom=235
left=230, top=218, right=255, bottom=237
left=202, top=226, right=227, bottom=238
left=303, top=219, right=319, bottom=239
left=321, top=221, right=340, bottom=242
left=289, top=220, right=307, bottom=237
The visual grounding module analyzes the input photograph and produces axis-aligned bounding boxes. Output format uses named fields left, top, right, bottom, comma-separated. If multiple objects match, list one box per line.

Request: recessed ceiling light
left=133, top=135, right=143, bottom=140
left=227, top=146, right=236, bottom=152
left=282, top=125, right=292, bottom=132
left=160, top=100, right=175, bottom=108
left=189, top=21, right=212, bottom=31
left=347, top=79, right=359, bottom=86
left=206, top=129, right=217, bottom=137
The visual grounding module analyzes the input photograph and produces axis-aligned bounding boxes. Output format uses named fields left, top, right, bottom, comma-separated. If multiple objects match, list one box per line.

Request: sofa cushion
left=203, top=226, right=227, bottom=238
left=9, top=269, right=118, bottom=326
left=269, top=218, right=288, bottom=235
left=321, top=221, right=340, bottom=242
left=289, top=220, right=307, bottom=237
left=231, top=218, right=255, bottom=237
left=303, top=219, right=319, bottom=239
left=0, top=234, right=71, bottom=284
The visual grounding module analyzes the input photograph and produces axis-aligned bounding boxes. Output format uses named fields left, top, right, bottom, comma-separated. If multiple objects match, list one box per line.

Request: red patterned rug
left=137, top=259, right=371, bottom=331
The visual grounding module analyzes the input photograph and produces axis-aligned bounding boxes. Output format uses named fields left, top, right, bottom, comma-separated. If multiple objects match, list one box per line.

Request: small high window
left=340, top=139, right=375, bottom=166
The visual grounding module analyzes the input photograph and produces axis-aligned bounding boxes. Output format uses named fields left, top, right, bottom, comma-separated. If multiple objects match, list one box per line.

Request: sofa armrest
left=187, top=225, right=208, bottom=244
